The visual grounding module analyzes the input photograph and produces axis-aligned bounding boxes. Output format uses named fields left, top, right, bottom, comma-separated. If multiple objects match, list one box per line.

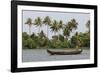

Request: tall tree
left=25, top=18, right=33, bottom=35
left=58, top=20, right=63, bottom=34
left=34, top=17, right=42, bottom=33
left=50, top=20, right=59, bottom=37
left=67, top=19, right=78, bottom=31
left=58, top=20, right=64, bottom=40
left=38, top=30, right=48, bottom=47
left=86, top=20, right=90, bottom=33
left=38, top=30, right=46, bottom=39
left=63, top=19, right=78, bottom=39
left=43, top=16, right=51, bottom=37
left=63, top=25, right=70, bottom=39
left=86, top=20, right=90, bottom=47
left=75, top=32, right=81, bottom=48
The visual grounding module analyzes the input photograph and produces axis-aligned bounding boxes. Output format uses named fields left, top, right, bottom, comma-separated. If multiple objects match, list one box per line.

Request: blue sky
left=22, top=10, right=90, bottom=39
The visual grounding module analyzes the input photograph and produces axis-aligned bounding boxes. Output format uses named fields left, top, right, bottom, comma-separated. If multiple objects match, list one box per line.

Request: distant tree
left=85, top=20, right=90, bottom=47
left=63, top=19, right=78, bottom=39
left=63, top=25, right=70, bottom=39
left=22, top=32, right=29, bottom=40
left=58, top=20, right=63, bottom=32
left=75, top=32, right=81, bottom=48
left=59, top=34, right=64, bottom=42
left=25, top=18, right=33, bottom=35
left=38, top=30, right=46, bottom=39
left=67, top=19, right=78, bottom=32
left=23, top=17, right=90, bottom=49
left=86, top=20, right=90, bottom=32
left=50, top=20, right=59, bottom=36
left=43, top=16, right=51, bottom=37
left=38, top=30, right=49, bottom=47
left=30, top=32, right=36, bottom=39
left=34, top=17, right=42, bottom=33
left=58, top=20, right=64, bottom=40
left=26, top=38, right=37, bottom=49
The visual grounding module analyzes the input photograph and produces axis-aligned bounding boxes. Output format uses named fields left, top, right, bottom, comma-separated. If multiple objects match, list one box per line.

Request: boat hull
left=47, top=49, right=82, bottom=55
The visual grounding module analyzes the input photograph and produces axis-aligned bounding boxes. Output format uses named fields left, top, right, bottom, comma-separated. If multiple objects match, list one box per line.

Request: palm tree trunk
left=29, top=26, right=31, bottom=35
left=57, top=31, right=59, bottom=41
left=55, top=32, right=56, bottom=36
left=38, top=26, right=40, bottom=33
left=47, top=25, right=49, bottom=48
left=47, top=25, right=48, bottom=37
left=39, top=26, right=41, bottom=32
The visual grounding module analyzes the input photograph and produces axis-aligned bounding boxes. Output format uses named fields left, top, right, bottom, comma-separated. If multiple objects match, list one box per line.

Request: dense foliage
left=23, top=16, right=90, bottom=49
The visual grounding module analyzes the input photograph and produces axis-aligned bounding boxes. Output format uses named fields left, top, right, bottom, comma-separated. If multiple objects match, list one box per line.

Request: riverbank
left=23, top=47, right=90, bottom=50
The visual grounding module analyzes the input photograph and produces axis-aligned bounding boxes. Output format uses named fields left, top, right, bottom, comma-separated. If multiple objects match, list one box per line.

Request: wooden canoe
left=47, top=49, right=82, bottom=55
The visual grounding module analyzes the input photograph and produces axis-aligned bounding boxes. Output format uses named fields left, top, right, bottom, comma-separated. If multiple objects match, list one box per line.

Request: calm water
left=22, top=49, right=90, bottom=62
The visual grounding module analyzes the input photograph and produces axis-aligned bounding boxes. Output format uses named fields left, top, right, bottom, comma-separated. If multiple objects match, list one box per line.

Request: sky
left=22, top=10, right=90, bottom=39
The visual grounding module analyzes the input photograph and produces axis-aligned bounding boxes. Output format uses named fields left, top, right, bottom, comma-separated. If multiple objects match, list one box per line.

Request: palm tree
left=71, top=19, right=78, bottom=29
left=25, top=18, right=33, bottom=35
left=86, top=20, right=90, bottom=33
left=43, top=16, right=51, bottom=37
left=63, top=19, right=78, bottom=39
left=38, top=30, right=49, bottom=47
left=63, top=25, right=70, bottom=39
left=38, top=30, right=46, bottom=39
left=75, top=32, right=79, bottom=48
left=86, top=20, right=90, bottom=47
left=67, top=19, right=78, bottom=31
left=34, top=17, right=42, bottom=33
left=58, top=20, right=64, bottom=40
left=50, top=20, right=59, bottom=37
left=58, top=20, right=63, bottom=33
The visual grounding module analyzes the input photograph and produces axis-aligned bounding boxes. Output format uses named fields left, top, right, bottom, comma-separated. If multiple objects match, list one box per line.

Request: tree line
left=22, top=16, right=90, bottom=49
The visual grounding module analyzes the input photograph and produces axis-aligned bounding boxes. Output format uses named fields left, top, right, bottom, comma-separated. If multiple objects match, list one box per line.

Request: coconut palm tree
left=38, top=30, right=49, bottom=47
left=71, top=19, right=78, bottom=29
left=25, top=18, right=33, bottom=35
left=63, top=25, right=70, bottom=39
left=85, top=20, right=90, bottom=47
left=58, top=20, right=63, bottom=33
left=38, top=30, right=46, bottom=39
left=34, top=17, right=42, bottom=33
left=43, top=16, right=51, bottom=37
left=58, top=20, right=64, bottom=40
left=86, top=20, right=90, bottom=33
left=67, top=19, right=78, bottom=31
left=75, top=32, right=79, bottom=48
left=50, top=20, right=59, bottom=37
left=63, top=19, right=78, bottom=39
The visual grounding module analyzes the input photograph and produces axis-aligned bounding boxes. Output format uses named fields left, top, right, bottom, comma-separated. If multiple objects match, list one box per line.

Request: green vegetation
left=22, top=16, right=90, bottom=49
